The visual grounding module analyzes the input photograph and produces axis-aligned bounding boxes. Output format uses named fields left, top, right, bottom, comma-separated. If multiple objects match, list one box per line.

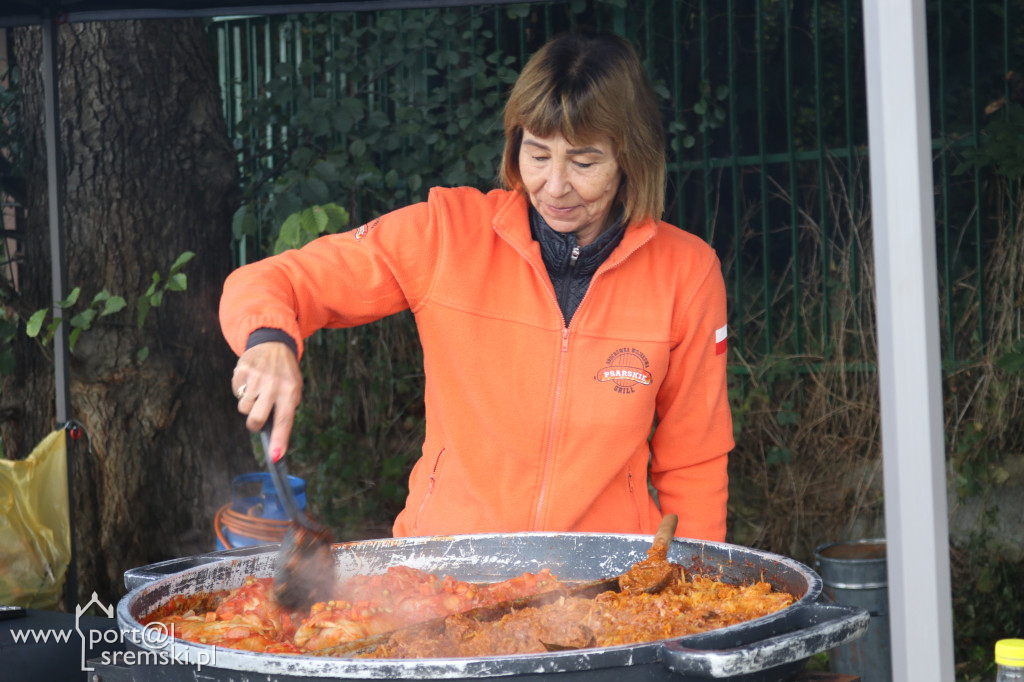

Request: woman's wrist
left=245, top=327, right=298, bottom=356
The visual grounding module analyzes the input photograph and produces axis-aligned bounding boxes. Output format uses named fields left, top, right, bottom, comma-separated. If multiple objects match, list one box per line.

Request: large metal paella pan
left=116, top=532, right=868, bottom=682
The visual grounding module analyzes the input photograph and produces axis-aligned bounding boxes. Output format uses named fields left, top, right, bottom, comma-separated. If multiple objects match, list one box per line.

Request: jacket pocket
left=626, top=467, right=646, bottom=532
left=414, top=447, right=446, bottom=531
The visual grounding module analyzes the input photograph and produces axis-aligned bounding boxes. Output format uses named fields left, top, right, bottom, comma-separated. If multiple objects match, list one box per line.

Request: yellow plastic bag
left=0, top=430, right=71, bottom=609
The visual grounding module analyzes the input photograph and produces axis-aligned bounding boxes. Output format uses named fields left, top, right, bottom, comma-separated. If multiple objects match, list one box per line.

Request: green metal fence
left=212, top=0, right=1022, bottom=366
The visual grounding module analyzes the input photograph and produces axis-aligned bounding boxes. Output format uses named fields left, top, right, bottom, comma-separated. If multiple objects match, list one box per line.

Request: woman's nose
left=545, top=163, right=570, bottom=196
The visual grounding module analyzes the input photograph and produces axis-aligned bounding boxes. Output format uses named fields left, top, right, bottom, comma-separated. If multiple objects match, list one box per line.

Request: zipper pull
left=561, top=327, right=569, bottom=352
left=428, top=448, right=444, bottom=493
left=569, top=245, right=580, bottom=267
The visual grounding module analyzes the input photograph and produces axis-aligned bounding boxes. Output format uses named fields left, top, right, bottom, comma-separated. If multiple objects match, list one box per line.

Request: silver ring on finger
left=235, top=383, right=247, bottom=400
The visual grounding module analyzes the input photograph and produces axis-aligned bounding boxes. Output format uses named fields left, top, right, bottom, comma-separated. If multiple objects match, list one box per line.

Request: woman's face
left=518, top=130, right=622, bottom=247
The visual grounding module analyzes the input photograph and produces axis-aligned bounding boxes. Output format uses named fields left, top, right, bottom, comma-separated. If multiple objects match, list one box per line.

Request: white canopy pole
left=862, top=1, right=954, bottom=680
left=41, top=10, right=78, bottom=611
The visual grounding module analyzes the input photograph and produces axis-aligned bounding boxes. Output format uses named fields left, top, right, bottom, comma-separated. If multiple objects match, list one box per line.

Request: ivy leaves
left=231, top=9, right=520, bottom=250
left=275, top=204, right=350, bottom=253
left=25, top=251, right=195, bottom=362
left=666, top=81, right=730, bottom=152
left=26, top=288, right=127, bottom=351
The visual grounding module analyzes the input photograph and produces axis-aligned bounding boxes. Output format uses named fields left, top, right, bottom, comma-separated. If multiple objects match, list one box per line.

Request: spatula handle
left=653, top=513, right=679, bottom=551
left=261, top=412, right=302, bottom=524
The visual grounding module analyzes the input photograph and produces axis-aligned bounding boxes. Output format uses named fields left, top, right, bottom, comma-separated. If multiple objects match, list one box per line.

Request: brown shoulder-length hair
left=499, top=31, right=666, bottom=225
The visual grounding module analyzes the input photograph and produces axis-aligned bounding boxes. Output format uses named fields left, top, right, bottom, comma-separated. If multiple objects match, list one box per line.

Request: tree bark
left=4, top=19, right=252, bottom=604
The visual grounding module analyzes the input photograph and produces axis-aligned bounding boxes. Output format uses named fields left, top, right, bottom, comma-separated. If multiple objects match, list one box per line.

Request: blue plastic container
left=216, top=472, right=307, bottom=550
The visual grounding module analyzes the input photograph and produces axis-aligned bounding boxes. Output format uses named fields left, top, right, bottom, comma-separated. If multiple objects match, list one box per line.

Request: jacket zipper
left=493, top=231, right=572, bottom=531
left=494, top=220, right=654, bottom=531
left=627, top=469, right=645, bottom=530
left=556, top=245, right=580, bottom=316
left=532, top=327, right=570, bottom=529
left=531, top=236, right=654, bottom=530
left=415, top=448, right=445, bottom=529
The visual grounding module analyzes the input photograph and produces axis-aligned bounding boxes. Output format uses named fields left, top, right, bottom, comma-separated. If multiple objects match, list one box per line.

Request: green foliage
left=25, top=286, right=126, bottom=351
left=951, top=524, right=1024, bottom=681
left=136, top=251, right=194, bottom=328
left=996, top=338, right=1024, bottom=375
left=727, top=356, right=804, bottom=466
left=273, top=203, right=349, bottom=254
left=946, top=338, right=1024, bottom=504
left=21, top=252, right=194, bottom=362
left=667, top=81, right=729, bottom=152
left=230, top=8, right=522, bottom=254
left=948, top=416, right=1000, bottom=501
left=956, top=104, right=1024, bottom=178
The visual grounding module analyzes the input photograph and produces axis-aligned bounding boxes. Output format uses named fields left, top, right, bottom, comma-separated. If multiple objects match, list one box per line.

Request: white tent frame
left=863, top=1, right=955, bottom=679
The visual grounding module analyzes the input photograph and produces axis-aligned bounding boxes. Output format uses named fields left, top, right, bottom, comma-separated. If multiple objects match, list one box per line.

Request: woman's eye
left=575, top=162, right=594, bottom=169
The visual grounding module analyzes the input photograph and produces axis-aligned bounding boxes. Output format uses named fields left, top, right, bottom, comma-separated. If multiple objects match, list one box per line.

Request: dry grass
left=724, top=157, right=885, bottom=563
left=724, top=158, right=1024, bottom=586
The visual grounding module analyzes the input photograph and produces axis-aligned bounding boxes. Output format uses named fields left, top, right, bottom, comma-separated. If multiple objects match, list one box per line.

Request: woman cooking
left=220, top=31, right=734, bottom=542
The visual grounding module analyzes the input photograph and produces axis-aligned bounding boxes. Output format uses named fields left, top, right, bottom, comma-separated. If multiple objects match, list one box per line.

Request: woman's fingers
left=231, top=341, right=303, bottom=459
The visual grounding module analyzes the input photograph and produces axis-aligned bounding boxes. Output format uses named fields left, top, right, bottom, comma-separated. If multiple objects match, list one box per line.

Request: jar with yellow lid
left=996, top=639, right=1024, bottom=681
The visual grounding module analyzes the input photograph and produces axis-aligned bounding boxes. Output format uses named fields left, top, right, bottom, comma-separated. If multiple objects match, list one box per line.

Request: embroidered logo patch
left=595, top=348, right=652, bottom=395
left=354, top=217, right=381, bottom=241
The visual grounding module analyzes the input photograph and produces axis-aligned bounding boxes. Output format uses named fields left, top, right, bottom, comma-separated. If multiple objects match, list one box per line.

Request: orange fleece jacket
left=220, top=187, right=733, bottom=540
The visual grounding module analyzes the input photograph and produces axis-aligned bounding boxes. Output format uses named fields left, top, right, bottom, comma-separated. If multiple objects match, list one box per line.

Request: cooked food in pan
left=142, top=564, right=794, bottom=658
left=143, top=565, right=565, bottom=653
left=367, top=575, right=794, bottom=658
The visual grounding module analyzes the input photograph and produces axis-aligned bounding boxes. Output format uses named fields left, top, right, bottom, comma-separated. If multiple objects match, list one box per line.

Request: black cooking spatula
left=260, top=414, right=337, bottom=610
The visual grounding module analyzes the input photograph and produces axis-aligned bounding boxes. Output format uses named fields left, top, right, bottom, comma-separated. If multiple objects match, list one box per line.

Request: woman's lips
left=543, top=203, right=578, bottom=216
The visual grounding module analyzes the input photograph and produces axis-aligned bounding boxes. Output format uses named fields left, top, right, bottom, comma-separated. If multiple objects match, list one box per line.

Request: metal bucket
left=814, top=538, right=891, bottom=682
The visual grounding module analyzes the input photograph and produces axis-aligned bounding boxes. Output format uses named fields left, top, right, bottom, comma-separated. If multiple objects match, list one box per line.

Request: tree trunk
left=4, top=19, right=252, bottom=604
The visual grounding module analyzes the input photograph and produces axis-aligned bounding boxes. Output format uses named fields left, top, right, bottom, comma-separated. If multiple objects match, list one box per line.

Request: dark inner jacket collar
left=529, top=205, right=626, bottom=278
left=529, top=205, right=626, bottom=324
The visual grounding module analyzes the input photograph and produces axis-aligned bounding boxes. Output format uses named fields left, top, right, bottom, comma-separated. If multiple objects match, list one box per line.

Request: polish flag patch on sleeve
left=715, top=324, right=728, bottom=355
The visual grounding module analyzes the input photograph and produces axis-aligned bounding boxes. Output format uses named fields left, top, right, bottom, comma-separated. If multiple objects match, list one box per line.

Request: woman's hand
left=231, top=341, right=303, bottom=462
